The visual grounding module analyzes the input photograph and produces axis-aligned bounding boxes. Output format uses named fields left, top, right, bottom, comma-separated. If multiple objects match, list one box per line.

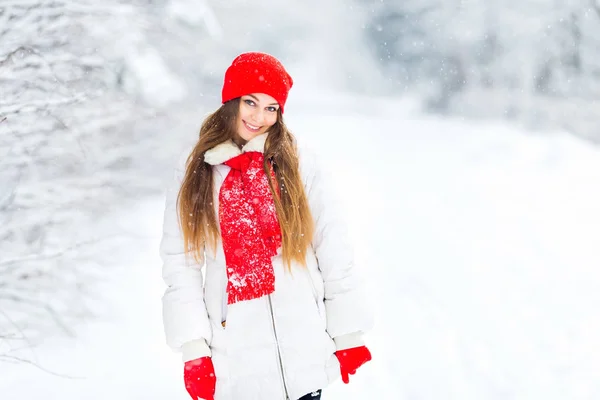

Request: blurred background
left=2, top=1, right=600, bottom=399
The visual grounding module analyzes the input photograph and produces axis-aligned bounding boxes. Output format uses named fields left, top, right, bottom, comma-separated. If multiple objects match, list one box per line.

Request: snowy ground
left=2, top=92, right=600, bottom=399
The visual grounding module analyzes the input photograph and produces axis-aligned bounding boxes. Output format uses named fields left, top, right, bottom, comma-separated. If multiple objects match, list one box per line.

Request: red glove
left=184, top=357, right=216, bottom=400
left=335, top=346, right=372, bottom=384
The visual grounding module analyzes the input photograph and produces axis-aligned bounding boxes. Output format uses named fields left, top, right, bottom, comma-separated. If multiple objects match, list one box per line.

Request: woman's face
left=236, top=93, right=279, bottom=142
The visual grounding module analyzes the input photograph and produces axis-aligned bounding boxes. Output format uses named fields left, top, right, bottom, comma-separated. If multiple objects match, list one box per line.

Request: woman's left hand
left=184, top=356, right=216, bottom=400
left=334, top=346, right=372, bottom=384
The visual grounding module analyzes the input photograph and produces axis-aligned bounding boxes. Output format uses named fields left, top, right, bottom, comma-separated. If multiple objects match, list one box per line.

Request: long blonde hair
left=177, top=98, right=314, bottom=269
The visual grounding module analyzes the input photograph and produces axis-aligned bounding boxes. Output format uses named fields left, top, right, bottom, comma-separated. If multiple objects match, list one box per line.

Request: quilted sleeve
left=160, top=152, right=212, bottom=356
left=301, top=148, right=374, bottom=339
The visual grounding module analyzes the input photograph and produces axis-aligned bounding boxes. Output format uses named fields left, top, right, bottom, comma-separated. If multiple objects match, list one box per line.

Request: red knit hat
left=221, top=52, right=293, bottom=113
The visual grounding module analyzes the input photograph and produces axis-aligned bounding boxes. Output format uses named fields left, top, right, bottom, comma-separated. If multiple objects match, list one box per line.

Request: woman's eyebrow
left=247, top=94, right=279, bottom=106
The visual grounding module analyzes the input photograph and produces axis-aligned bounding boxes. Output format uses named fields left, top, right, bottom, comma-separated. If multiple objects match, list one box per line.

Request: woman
left=160, top=52, right=373, bottom=400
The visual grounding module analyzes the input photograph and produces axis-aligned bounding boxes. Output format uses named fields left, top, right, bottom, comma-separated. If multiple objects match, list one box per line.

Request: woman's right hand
left=184, top=356, right=216, bottom=400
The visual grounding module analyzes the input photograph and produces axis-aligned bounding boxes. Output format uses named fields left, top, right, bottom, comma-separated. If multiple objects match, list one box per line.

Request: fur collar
left=204, top=133, right=268, bottom=165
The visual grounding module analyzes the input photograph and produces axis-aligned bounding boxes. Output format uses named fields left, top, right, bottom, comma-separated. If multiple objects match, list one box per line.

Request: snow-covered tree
left=0, top=0, right=212, bottom=360
left=361, top=0, right=600, bottom=141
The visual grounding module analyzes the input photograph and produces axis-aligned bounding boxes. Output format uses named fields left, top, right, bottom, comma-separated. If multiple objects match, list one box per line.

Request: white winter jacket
left=160, top=133, right=373, bottom=400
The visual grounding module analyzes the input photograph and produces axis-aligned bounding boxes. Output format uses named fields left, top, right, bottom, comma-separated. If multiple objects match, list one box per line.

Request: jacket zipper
left=268, top=294, right=290, bottom=399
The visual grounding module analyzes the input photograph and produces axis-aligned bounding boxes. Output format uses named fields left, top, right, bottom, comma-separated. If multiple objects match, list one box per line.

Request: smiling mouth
left=243, top=120, right=261, bottom=132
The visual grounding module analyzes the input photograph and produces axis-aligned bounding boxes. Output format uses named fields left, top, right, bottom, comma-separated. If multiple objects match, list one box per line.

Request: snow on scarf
left=216, top=145, right=282, bottom=305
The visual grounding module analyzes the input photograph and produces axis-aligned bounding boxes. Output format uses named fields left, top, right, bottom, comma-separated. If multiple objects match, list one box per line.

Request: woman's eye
left=267, top=106, right=278, bottom=112
left=244, top=99, right=255, bottom=106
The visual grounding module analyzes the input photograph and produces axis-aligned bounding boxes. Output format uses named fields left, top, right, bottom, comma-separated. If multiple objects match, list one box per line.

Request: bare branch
left=0, top=46, right=31, bottom=67
left=0, top=355, right=84, bottom=379
left=0, top=45, right=84, bottom=94
left=0, top=307, right=36, bottom=360
left=0, top=94, right=89, bottom=115
left=43, top=304, right=75, bottom=337
left=0, top=235, right=126, bottom=268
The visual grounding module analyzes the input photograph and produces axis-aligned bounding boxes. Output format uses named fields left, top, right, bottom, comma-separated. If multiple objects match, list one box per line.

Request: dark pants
left=297, top=390, right=322, bottom=400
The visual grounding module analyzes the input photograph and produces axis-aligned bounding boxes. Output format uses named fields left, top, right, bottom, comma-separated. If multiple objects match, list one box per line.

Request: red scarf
left=219, top=151, right=282, bottom=304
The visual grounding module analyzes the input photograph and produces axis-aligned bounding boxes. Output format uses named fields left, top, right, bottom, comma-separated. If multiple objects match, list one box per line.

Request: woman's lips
left=243, top=120, right=261, bottom=132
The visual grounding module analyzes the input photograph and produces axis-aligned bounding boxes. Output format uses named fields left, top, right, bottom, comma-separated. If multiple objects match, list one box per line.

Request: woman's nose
left=249, top=108, right=265, bottom=124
